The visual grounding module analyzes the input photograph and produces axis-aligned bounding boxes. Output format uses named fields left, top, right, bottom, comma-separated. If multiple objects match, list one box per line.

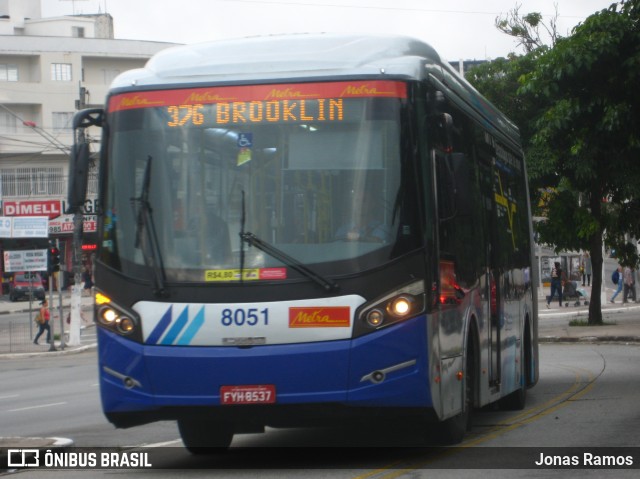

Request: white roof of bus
left=108, top=32, right=520, bottom=145
left=110, top=33, right=443, bottom=88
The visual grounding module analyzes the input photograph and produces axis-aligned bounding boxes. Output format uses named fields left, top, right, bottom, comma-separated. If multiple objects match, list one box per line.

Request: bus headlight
left=117, top=317, right=135, bottom=334
left=388, top=295, right=413, bottom=317
left=100, top=308, right=118, bottom=324
left=366, top=309, right=384, bottom=327
left=355, top=281, right=426, bottom=337
left=95, top=292, right=140, bottom=339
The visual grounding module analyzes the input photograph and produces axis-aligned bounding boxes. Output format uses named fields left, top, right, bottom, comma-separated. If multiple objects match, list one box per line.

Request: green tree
left=466, top=51, right=552, bottom=187
left=469, top=4, right=561, bottom=210
left=495, top=3, right=559, bottom=52
left=520, top=0, right=640, bottom=324
left=469, top=1, right=640, bottom=324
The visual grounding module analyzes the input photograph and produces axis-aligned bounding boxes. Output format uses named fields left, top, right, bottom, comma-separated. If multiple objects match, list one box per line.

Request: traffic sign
left=3, top=249, right=48, bottom=273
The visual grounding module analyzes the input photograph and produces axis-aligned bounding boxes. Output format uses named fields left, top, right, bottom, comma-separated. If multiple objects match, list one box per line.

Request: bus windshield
left=101, top=81, right=419, bottom=283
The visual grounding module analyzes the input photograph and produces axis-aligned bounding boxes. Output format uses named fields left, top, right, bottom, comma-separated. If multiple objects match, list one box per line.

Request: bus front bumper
left=97, top=315, right=433, bottom=427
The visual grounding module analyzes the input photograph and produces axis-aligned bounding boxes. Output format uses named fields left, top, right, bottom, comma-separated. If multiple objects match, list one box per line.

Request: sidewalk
left=0, top=290, right=96, bottom=358
left=538, top=284, right=640, bottom=342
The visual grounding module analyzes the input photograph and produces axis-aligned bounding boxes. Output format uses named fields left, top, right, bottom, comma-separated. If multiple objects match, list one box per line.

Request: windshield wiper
left=131, top=155, right=168, bottom=297
left=239, top=232, right=339, bottom=293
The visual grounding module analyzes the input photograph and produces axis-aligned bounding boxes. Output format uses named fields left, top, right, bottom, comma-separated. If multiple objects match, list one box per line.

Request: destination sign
left=109, top=81, right=407, bottom=127
left=167, top=98, right=344, bottom=127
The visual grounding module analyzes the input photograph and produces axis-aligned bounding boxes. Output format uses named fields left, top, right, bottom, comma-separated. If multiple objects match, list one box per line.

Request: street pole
left=28, top=276, right=33, bottom=339
left=48, top=272, right=56, bottom=352
left=67, top=125, right=87, bottom=346
left=602, top=235, right=607, bottom=305
left=57, top=239, right=66, bottom=350
left=67, top=211, right=84, bottom=346
left=537, top=243, right=544, bottom=298
left=58, top=274, right=65, bottom=347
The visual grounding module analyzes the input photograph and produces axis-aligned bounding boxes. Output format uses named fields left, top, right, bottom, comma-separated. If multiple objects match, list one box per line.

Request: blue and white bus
left=69, top=33, right=538, bottom=451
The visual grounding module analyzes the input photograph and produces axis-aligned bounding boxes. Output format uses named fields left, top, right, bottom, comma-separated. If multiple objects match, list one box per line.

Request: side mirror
left=67, top=142, right=91, bottom=213
left=67, top=108, right=104, bottom=214
left=437, top=113, right=454, bottom=153
left=72, top=107, right=104, bottom=129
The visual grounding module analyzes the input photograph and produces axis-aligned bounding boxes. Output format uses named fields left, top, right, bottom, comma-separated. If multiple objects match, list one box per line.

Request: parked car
left=8, top=272, right=46, bottom=302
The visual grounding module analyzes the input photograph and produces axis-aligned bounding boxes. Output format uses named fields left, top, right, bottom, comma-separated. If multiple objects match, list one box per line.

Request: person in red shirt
left=33, top=299, right=51, bottom=345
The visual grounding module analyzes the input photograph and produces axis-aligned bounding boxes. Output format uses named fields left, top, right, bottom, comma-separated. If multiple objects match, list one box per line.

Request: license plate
left=220, top=385, right=276, bottom=405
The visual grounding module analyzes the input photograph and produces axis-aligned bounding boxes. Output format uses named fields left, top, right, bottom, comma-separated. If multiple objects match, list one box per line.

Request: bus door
left=433, top=147, right=465, bottom=342
left=479, top=156, right=502, bottom=390
left=487, top=165, right=507, bottom=390
left=488, top=265, right=501, bottom=388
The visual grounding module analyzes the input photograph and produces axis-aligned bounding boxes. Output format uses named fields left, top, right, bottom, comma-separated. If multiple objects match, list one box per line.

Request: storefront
left=1, top=199, right=98, bottom=292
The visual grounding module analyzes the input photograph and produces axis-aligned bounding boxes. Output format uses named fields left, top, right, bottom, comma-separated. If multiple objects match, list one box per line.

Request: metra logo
left=288, top=307, right=350, bottom=328
left=340, top=84, right=396, bottom=97
left=183, top=92, right=236, bottom=103
left=118, top=95, right=164, bottom=108
left=265, top=88, right=318, bottom=100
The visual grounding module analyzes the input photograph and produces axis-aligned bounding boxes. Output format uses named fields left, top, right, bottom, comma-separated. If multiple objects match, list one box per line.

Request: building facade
left=0, top=0, right=174, bottom=288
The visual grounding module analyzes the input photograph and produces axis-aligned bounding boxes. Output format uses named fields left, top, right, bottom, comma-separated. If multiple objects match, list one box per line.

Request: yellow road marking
left=351, top=364, right=597, bottom=479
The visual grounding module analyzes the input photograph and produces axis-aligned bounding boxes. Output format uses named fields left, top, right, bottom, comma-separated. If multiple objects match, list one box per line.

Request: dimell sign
left=3, top=200, right=62, bottom=219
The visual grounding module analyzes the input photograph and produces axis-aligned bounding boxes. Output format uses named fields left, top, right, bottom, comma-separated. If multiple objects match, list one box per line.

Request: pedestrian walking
left=623, top=266, right=637, bottom=303
left=610, top=265, right=623, bottom=303
left=546, top=261, right=564, bottom=308
left=33, top=299, right=51, bottom=345
left=584, top=252, right=592, bottom=287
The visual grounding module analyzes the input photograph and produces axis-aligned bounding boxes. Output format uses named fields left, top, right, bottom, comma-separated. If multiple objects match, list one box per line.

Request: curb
left=539, top=336, right=640, bottom=343
left=0, top=437, right=74, bottom=448
left=0, top=304, right=94, bottom=315
left=1, top=437, right=74, bottom=471
left=0, top=343, right=97, bottom=360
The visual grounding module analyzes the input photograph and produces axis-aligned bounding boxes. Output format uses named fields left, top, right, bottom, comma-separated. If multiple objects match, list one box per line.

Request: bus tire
left=438, top=333, right=476, bottom=444
left=178, top=418, right=234, bottom=454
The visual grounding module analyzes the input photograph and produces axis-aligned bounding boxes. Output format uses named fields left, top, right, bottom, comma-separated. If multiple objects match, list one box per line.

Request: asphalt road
left=2, top=342, right=639, bottom=477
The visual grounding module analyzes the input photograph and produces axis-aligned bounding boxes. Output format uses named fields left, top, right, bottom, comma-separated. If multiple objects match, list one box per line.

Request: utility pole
left=56, top=239, right=66, bottom=350
left=68, top=102, right=103, bottom=344
left=66, top=210, right=84, bottom=346
left=48, top=272, right=56, bottom=352
left=45, top=241, right=62, bottom=351
left=67, top=127, right=87, bottom=347
left=66, top=80, right=93, bottom=346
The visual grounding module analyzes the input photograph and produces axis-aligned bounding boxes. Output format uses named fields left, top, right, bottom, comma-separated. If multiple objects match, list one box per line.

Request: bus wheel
left=178, top=418, right=234, bottom=454
left=438, top=339, right=476, bottom=444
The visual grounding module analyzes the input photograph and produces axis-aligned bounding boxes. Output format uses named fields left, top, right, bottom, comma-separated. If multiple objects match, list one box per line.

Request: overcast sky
left=43, top=0, right=616, bottom=60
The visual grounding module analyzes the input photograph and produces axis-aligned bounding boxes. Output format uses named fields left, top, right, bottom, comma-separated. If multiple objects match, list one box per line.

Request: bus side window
left=432, top=112, right=471, bottom=221
left=433, top=108, right=484, bottom=291
left=435, top=151, right=456, bottom=221
left=437, top=152, right=471, bottom=221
